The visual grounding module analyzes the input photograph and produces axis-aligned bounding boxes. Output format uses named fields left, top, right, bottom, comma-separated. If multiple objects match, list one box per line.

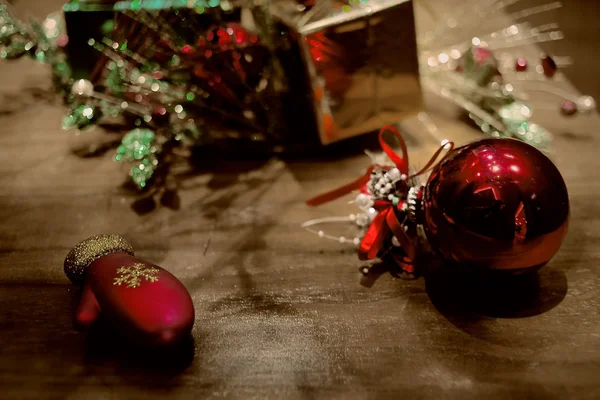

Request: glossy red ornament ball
left=423, top=139, right=569, bottom=272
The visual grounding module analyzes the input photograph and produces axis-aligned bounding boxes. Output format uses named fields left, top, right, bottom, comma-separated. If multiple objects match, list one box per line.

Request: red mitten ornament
left=64, top=234, right=194, bottom=346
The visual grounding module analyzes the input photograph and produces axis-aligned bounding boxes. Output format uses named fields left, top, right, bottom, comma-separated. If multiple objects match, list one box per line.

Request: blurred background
left=7, top=0, right=599, bottom=101
left=505, top=0, right=600, bottom=103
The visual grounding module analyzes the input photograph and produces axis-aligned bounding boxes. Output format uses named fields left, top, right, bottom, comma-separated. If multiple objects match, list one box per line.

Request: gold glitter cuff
left=64, top=234, right=135, bottom=284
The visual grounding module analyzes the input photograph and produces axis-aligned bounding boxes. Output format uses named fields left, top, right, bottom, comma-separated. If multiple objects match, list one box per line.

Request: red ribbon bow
left=306, top=126, right=454, bottom=269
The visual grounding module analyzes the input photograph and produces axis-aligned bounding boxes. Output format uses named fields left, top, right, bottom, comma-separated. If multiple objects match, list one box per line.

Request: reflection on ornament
left=322, top=113, right=337, bottom=141
left=424, top=138, right=569, bottom=272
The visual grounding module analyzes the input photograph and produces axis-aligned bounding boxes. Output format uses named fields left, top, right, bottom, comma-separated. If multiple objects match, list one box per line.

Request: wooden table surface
left=2, top=1, right=600, bottom=399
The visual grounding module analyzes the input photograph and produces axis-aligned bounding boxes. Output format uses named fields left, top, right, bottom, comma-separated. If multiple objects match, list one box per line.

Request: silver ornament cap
left=64, top=234, right=134, bottom=284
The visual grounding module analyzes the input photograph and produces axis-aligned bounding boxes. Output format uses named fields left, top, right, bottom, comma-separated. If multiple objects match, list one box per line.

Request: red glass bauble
left=423, top=139, right=569, bottom=272
left=515, top=57, right=528, bottom=72
left=541, top=54, right=557, bottom=78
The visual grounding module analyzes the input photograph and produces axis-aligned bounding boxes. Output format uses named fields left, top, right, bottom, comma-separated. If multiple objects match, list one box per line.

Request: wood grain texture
left=1, top=1, right=600, bottom=399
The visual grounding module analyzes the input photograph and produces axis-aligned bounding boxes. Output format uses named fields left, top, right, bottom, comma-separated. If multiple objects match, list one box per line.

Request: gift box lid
left=271, top=0, right=413, bottom=35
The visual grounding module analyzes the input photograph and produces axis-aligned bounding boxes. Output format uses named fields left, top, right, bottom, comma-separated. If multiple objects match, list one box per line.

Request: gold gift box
left=272, top=0, right=423, bottom=145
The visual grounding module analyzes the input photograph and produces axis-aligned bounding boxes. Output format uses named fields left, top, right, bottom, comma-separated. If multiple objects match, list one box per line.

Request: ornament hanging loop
left=409, top=139, right=455, bottom=179
left=378, top=125, right=410, bottom=175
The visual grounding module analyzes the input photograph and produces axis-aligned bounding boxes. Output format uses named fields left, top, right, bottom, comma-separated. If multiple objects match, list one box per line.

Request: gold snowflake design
left=113, top=263, right=160, bottom=288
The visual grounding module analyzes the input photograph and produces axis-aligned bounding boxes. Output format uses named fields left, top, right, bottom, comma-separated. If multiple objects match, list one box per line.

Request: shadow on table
left=123, top=141, right=360, bottom=216
left=0, top=86, right=57, bottom=116
left=424, top=261, right=568, bottom=320
left=121, top=128, right=389, bottom=216
left=358, top=251, right=568, bottom=322
left=79, top=322, right=196, bottom=387
left=61, top=117, right=425, bottom=216
left=358, top=261, right=419, bottom=289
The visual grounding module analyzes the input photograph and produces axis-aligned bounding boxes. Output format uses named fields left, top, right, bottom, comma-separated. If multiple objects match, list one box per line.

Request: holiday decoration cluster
left=0, top=0, right=596, bottom=192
